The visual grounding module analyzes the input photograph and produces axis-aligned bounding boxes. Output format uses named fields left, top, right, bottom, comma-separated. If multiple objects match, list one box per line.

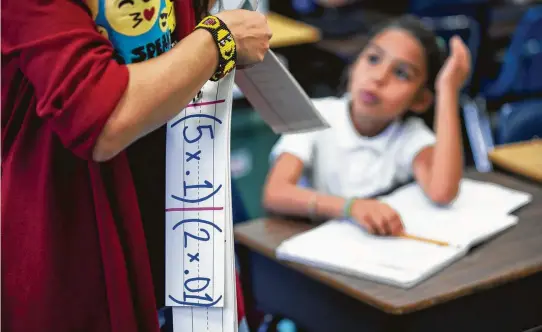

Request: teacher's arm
left=94, top=10, right=271, bottom=161
left=3, top=0, right=270, bottom=162
left=93, top=29, right=219, bottom=161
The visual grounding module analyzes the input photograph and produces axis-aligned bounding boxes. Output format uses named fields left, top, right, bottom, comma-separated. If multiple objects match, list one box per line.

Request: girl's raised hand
left=436, top=35, right=472, bottom=92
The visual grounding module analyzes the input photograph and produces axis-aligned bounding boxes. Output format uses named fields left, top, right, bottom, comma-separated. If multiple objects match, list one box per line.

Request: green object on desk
left=231, top=106, right=280, bottom=219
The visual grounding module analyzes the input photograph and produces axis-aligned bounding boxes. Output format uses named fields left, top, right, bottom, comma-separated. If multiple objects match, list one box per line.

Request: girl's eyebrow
left=366, top=43, right=384, bottom=54
left=367, top=42, right=422, bottom=76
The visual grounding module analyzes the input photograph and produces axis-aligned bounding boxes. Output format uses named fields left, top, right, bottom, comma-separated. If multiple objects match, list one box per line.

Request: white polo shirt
left=270, top=96, right=436, bottom=198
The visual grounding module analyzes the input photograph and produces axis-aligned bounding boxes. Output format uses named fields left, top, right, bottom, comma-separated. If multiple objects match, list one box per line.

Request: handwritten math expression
left=168, top=218, right=223, bottom=307
left=166, top=93, right=229, bottom=308
left=170, top=110, right=224, bottom=204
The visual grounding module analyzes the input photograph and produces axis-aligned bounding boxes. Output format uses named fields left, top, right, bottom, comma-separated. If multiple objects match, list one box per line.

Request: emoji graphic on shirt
left=166, top=0, right=176, bottom=32
left=91, top=0, right=180, bottom=64
left=105, top=0, right=161, bottom=36
left=159, top=7, right=169, bottom=32
left=159, top=0, right=175, bottom=33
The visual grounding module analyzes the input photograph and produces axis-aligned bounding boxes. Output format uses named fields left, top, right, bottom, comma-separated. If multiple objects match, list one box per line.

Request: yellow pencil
left=399, top=233, right=450, bottom=247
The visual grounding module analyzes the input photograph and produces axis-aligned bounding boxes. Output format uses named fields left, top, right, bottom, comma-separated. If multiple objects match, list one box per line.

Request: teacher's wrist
left=191, top=29, right=219, bottom=73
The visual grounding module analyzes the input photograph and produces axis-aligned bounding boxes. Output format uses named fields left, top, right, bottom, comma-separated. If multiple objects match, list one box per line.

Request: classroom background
left=228, top=0, right=542, bottom=331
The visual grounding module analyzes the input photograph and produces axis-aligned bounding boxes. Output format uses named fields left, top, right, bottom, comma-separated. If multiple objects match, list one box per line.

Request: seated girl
left=263, top=15, right=471, bottom=236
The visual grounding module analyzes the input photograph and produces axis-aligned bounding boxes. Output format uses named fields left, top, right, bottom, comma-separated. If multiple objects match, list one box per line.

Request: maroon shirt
left=1, top=1, right=248, bottom=331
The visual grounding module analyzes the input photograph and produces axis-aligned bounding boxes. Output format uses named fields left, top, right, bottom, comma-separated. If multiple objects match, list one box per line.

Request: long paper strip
left=167, top=1, right=329, bottom=331
left=171, top=171, right=238, bottom=332
left=166, top=71, right=238, bottom=331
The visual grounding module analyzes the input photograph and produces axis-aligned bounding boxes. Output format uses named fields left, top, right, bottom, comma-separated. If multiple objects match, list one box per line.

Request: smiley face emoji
left=159, top=0, right=176, bottom=33
left=105, top=0, right=160, bottom=36
left=159, top=8, right=168, bottom=32
left=166, top=0, right=176, bottom=32
left=217, top=29, right=236, bottom=61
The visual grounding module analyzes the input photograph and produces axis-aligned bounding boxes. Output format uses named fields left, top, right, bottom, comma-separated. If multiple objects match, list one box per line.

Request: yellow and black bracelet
left=195, top=15, right=237, bottom=82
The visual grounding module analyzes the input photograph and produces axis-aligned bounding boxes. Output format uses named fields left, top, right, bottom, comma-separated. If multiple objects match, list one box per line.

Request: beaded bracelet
left=195, top=15, right=237, bottom=82
left=342, top=197, right=356, bottom=220
left=307, top=193, right=318, bottom=221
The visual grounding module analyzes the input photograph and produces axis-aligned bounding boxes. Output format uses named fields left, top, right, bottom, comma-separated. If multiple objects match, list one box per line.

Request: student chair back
left=409, top=0, right=491, bottom=94
left=496, top=99, right=542, bottom=145
left=483, top=5, right=542, bottom=100
left=464, top=6, right=542, bottom=171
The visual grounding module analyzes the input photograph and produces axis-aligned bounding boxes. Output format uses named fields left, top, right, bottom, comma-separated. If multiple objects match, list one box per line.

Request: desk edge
left=267, top=12, right=322, bottom=48
left=234, top=220, right=542, bottom=315
left=489, top=148, right=542, bottom=183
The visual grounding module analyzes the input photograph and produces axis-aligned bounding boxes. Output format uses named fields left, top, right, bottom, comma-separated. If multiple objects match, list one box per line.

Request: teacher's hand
left=217, top=9, right=272, bottom=67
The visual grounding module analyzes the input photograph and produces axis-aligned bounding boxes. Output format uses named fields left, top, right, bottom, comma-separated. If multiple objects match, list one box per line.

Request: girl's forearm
left=263, top=183, right=346, bottom=220
left=430, top=88, right=464, bottom=200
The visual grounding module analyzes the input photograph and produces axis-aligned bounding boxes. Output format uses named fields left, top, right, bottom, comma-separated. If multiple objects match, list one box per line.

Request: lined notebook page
left=277, top=220, right=464, bottom=288
left=381, top=178, right=532, bottom=215
left=277, top=179, right=530, bottom=288
left=399, top=210, right=519, bottom=248
left=379, top=179, right=529, bottom=248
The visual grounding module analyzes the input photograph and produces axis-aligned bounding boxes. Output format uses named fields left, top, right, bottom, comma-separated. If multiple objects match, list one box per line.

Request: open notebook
left=276, top=179, right=532, bottom=288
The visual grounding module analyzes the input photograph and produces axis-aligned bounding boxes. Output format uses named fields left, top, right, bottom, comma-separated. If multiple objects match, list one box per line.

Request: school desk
left=234, top=171, right=542, bottom=332
left=489, top=139, right=542, bottom=183
left=267, top=12, right=321, bottom=48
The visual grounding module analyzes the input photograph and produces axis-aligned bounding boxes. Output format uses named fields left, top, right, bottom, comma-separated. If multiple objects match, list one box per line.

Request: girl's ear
left=410, top=88, right=433, bottom=114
